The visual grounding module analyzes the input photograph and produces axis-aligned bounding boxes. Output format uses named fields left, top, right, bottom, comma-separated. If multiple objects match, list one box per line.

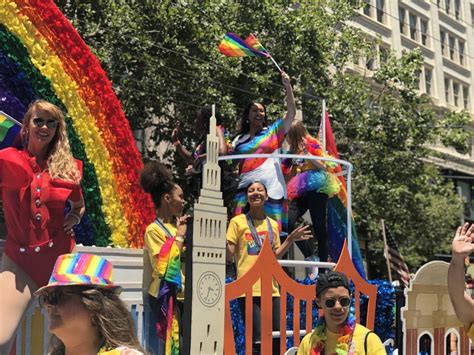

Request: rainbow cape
left=320, top=112, right=366, bottom=278
left=0, top=1, right=155, bottom=247
left=156, top=236, right=182, bottom=355
left=218, top=32, right=269, bottom=58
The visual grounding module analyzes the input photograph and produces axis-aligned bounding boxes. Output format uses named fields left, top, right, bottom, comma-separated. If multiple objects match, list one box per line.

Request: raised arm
left=172, top=124, right=194, bottom=163
left=448, top=223, right=474, bottom=328
left=282, top=71, right=296, bottom=133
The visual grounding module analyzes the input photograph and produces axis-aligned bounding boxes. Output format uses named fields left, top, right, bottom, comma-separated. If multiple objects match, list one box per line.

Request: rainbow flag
left=319, top=112, right=366, bottom=279
left=218, top=32, right=269, bottom=58
left=156, top=237, right=182, bottom=355
left=0, top=111, right=22, bottom=149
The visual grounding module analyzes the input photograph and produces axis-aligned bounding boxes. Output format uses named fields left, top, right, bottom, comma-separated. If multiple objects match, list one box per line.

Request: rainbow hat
left=36, top=253, right=122, bottom=294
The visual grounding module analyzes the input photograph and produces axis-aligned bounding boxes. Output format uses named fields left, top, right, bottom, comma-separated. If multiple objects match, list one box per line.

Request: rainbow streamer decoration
left=0, top=0, right=155, bottom=247
left=218, top=32, right=269, bottom=58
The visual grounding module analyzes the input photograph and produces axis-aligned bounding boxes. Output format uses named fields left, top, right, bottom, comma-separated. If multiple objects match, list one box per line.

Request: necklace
left=310, top=313, right=356, bottom=355
left=245, top=213, right=274, bottom=249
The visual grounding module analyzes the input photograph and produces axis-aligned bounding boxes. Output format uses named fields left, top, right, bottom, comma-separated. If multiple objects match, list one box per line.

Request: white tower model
left=189, top=105, right=228, bottom=354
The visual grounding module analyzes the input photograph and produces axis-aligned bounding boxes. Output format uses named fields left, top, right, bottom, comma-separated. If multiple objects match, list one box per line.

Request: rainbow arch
left=0, top=0, right=155, bottom=247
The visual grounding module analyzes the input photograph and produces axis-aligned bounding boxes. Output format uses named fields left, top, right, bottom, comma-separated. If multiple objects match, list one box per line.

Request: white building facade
left=351, top=0, right=474, bottom=222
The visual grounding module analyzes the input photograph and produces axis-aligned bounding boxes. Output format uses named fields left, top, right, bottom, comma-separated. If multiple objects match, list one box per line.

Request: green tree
left=55, top=0, right=471, bottom=275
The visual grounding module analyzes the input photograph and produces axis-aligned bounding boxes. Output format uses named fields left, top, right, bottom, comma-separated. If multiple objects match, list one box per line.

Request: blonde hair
left=287, top=120, right=309, bottom=153
left=21, top=100, right=81, bottom=184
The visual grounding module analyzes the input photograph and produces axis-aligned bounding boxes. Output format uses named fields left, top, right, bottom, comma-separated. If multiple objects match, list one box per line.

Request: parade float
left=0, top=1, right=468, bottom=354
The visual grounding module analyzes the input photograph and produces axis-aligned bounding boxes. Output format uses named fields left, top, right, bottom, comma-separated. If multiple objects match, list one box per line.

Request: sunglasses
left=32, top=118, right=58, bottom=129
left=324, top=297, right=351, bottom=308
left=38, top=288, right=78, bottom=308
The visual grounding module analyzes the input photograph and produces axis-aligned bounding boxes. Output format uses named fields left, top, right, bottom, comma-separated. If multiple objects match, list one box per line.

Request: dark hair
left=198, top=106, right=223, bottom=126
left=140, top=161, right=177, bottom=209
left=242, top=181, right=268, bottom=214
left=48, top=286, right=144, bottom=354
left=316, top=271, right=350, bottom=297
left=239, top=101, right=267, bottom=135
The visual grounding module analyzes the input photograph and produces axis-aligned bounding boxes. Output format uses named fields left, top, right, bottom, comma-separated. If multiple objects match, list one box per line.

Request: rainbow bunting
left=218, top=32, right=269, bottom=58
left=0, top=0, right=155, bottom=247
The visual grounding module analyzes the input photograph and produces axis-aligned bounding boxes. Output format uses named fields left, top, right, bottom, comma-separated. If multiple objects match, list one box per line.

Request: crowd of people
left=1, top=82, right=473, bottom=355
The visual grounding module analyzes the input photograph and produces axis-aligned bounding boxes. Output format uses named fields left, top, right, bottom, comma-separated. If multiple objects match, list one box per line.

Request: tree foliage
left=55, top=0, right=471, bottom=275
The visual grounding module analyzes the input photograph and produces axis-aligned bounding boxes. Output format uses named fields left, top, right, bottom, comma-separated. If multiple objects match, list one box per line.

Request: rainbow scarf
left=218, top=32, right=269, bottom=58
left=155, top=222, right=182, bottom=355
left=310, top=313, right=356, bottom=355
left=232, top=118, right=285, bottom=174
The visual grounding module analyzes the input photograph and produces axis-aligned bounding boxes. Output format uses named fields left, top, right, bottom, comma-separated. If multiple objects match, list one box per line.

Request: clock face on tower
left=197, top=271, right=222, bottom=307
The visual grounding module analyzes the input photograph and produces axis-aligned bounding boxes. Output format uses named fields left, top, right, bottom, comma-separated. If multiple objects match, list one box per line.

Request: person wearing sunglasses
left=298, top=271, right=385, bottom=354
left=36, top=253, right=144, bottom=354
left=0, top=99, right=84, bottom=354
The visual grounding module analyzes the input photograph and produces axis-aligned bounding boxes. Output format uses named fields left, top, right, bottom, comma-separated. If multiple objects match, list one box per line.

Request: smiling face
left=246, top=182, right=268, bottom=209
left=317, top=286, right=351, bottom=332
left=27, top=107, right=59, bottom=149
left=247, top=103, right=266, bottom=130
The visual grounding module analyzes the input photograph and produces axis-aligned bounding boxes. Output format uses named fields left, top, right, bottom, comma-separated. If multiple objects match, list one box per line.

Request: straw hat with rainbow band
left=35, top=253, right=122, bottom=294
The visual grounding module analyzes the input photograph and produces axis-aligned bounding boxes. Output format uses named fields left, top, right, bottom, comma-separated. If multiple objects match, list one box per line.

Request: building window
left=445, top=0, right=451, bottom=15
left=463, top=86, right=470, bottom=109
left=445, top=78, right=451, bottom=103
left=376, top=0, right=384, bottom=23
left=399, top=7, right=406, bottom=35
left=458, top=41, right=465, bottom=66
left=453, top=82, right=460, bottom=106
left=448, top=35, right=455, bottom=61
left=440, top=31, right=446, bottom=56
left=425, top=67, right=432, bottom=95
left=379, top=46, right=390, bottom=65
left=409, top=13, right=417, bottom=40
left=471, top=6, right=474, bottom=26
left=363, top=0, right=371, bottom=16
left=454, top=0, right=461, bottom=19
left=420, top=19, right=428, bottom=46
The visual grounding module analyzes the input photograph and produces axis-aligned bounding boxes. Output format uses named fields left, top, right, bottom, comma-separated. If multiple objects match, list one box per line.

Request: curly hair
left=21, top=100, right=81, bottom=184
left=140, top=161, right=177, bottom=209
left=48, top=286, right=144, bottom=355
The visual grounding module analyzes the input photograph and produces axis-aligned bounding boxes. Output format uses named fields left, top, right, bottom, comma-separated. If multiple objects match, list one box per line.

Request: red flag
left=319, top=112, right=346, bottom=189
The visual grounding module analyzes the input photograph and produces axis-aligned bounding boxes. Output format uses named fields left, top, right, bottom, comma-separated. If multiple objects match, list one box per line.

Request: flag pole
left=321, top=99, right=326, bottom=152
left=0, top=111, right=23, bottom=127
left=268, top=55, right=283, bottom=73
left=381, top=219, right=393, bottom=283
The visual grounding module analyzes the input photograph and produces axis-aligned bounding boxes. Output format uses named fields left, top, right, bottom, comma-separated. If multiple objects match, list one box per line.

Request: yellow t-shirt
left=143, top=222, right=185, bottom=299
left=297, top=324, right=386, bottom=354
left=226, top=214, right=281, bottom=297
left=468, top=323, right=474, bottom=341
